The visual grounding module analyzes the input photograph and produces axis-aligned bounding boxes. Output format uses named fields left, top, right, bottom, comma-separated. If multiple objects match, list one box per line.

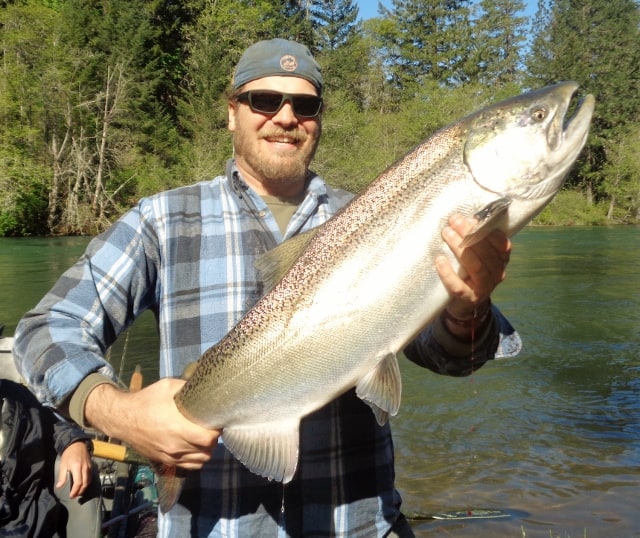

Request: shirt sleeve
left=403, top=305, right=522, bottom=376
left=12, top=204, right=159, bottom=409
left=50, top=410, right=94, bottom=456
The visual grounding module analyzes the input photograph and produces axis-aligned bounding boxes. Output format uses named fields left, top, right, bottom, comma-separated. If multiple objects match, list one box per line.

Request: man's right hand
left=84, top=378, right=220, bottom=469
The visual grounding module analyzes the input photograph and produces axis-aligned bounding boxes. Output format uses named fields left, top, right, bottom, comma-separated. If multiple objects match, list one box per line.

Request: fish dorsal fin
left=221, top=418, right=300, bottom=483
left=459, top=197, right=512, bottom=248
left=254, top=228, right=321, bottom=293
left=355, top=353, right=402, bottom=426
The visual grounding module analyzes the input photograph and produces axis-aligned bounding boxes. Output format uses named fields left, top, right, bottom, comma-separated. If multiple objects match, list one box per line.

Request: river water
left=1, top=226, right=639, bottom=537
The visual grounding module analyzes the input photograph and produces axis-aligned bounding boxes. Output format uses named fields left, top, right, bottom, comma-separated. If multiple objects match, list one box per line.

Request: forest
left=1, top=0, right=639, bottom=236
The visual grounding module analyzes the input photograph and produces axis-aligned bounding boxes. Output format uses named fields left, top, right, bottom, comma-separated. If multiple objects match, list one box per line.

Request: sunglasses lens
left=250, top=92, right=284, bottom=114
left=291, top=96, right=323, bottom=117
left=240, top=92, right=322, bottom=118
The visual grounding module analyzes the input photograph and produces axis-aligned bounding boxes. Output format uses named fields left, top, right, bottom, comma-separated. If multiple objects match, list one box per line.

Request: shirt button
left=258, top=210, right=267, bottom=218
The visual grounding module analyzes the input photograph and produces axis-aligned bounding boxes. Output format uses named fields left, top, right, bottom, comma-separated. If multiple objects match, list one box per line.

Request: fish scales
left=157, top=82, right=595, bottom=513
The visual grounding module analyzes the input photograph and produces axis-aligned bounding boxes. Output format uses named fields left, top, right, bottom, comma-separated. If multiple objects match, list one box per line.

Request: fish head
left=463, top=81, right=595, bottom=201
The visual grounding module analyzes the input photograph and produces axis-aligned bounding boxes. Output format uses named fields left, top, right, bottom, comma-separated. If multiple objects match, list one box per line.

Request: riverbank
left=532, top=190, right=630, bottom=226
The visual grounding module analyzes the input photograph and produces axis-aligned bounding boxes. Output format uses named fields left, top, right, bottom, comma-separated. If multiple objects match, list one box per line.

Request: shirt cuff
left=68, top=373, right=118, bottom=429
left=431, top=310, right=496, bottom=358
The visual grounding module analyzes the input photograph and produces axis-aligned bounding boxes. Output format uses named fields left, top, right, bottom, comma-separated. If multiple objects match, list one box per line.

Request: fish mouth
left=555, top=83, right=595, bottom=157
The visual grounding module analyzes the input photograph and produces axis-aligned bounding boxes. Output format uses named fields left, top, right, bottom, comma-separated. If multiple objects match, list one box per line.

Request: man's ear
left=228, top=101, right=237, bottom=131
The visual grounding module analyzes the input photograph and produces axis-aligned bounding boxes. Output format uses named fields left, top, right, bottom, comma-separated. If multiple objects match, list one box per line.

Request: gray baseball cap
left=232, top=38, right=323, bottom=92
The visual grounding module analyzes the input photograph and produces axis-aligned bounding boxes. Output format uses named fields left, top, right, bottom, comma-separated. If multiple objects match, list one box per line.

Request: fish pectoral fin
left=355, top=353, right=402, bottom=426
left=254, top=228, right=321, bottom=293
left=221, top=419, right=300, bottom=483
left=181, top=361, right=198, bottom=380
left=459, top=197, right=512, bottom=248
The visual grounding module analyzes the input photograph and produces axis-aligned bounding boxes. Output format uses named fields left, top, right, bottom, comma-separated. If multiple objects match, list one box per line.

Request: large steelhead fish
left=159, top=81, right=595, bottom=512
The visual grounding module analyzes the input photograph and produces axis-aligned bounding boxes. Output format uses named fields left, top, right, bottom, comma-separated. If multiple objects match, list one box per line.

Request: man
left=13, top=39, right=520, bottom=537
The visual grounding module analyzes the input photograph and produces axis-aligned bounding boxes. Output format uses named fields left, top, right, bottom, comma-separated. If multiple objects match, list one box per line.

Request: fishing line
left=469, top=306, right=477, bottom=395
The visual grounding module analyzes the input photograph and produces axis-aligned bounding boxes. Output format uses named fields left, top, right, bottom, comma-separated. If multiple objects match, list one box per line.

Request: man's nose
left=271, top=100, right=298, bottom=125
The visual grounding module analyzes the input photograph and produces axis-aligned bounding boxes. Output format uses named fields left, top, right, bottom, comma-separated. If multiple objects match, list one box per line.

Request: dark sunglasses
left=235, top=90, right=323, bottom=118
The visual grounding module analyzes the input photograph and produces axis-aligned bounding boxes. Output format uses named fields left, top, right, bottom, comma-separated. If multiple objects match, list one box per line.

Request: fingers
left=439, top=214, right=512, bottom=305
left=159, top=441, right=219, bottom=470
left=123, top=379, right=221, bottom=469
left=56, top=458, right=92, bottom=498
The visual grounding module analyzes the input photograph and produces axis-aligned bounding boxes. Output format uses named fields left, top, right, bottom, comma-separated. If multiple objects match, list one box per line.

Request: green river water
left=1, top=226, right=639, bottom=537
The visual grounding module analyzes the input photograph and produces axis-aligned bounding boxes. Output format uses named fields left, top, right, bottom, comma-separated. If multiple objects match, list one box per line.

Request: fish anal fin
left=355, top=353, right=402, bottom=426
left=459, top=197, right=512, bottom=248
left=254, top=228, right=320, bottom=293
left=155, top=463, right=187, bottom=514
left=222, top=419, right=300, bottom=483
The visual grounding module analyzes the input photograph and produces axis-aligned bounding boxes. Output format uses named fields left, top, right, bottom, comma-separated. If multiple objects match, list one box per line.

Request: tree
left=307, top=0, right=371, bottom=106
left=309, top=0, right=359, bottom=51
left=472, top=0, right=529, bottom=87
left=526, top=0, right=640, bottom=214
left=377, top=0, right=475, bottom=94
left=0, top=1, right=66, bottom=234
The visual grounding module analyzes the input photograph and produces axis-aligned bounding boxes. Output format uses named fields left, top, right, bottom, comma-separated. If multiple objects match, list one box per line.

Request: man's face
left=228, top=76, right=322, bottom=197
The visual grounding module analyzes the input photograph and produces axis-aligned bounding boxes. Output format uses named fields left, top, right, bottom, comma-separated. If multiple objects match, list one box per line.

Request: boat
left=1, top=324, right=159, bottom=537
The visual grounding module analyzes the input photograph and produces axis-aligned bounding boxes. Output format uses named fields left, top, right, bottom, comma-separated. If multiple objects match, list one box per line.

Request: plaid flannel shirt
left=14, top=160, right=520, bottom=537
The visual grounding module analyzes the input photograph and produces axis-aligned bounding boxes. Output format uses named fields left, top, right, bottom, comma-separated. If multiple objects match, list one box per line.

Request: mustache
left=259, top=128, right=308, bottom=143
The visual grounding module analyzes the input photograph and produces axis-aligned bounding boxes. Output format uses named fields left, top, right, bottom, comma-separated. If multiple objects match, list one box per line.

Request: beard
left=233, top=123, right=321, bottom=189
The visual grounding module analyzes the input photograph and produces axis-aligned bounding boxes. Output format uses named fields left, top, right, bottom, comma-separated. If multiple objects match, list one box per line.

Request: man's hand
left=436, top=213, right=511, bottom=321
left=85, top=378, right=220, bottom=469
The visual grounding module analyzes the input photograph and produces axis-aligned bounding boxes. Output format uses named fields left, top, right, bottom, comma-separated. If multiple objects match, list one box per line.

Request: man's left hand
left=435, top=214, right=511, bottom=320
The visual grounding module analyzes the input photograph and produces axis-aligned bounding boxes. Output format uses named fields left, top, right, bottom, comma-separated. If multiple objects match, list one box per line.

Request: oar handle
left=92, top=439, right=150, bottom=465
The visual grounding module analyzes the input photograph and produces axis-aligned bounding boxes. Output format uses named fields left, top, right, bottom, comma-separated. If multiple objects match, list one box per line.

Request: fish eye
left=531, top=106, right=547, bottom=122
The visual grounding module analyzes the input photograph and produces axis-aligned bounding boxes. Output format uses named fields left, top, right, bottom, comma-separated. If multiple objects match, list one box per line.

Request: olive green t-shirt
left=261, top=194, right=304, bottom=235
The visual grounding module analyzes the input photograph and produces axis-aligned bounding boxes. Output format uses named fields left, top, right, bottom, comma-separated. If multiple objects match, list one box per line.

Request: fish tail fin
left=154, top=463, right=186, bottom=513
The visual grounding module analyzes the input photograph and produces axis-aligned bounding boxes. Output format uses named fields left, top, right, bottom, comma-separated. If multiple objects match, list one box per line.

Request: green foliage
left=472, top=0, right=529, bottom=86
left=601, top=124, right=640, bottom=222
left=534, top=190, right=609, bottom=226
left=0, top=153, right=50, bottom=236
left=310, top=0, right=360, bottom=51
left=0, top=0, right=638, bottom=236
left=526, top=0, right=640, bottom=200
left=378, top=0, right=476, bottom=91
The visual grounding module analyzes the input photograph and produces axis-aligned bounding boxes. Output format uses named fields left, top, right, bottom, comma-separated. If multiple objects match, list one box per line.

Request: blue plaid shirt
left=14, top=160, right=520, bottom=537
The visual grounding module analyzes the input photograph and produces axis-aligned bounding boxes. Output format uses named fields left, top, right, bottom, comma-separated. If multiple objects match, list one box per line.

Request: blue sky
left=355, top=1, right=537, bottom=20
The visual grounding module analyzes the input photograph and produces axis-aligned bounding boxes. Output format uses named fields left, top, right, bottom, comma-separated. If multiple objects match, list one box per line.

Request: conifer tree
left=307, top=0, right=369, bottom=105
left=472, top=0, right=529, bottom=87
left=526, top=0, right=640, bottom=209
left=378, top=0, right=475, bottom=93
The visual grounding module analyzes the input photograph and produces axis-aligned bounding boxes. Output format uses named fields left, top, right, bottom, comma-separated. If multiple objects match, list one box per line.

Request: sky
left=355, top=0, right=537, bottom=20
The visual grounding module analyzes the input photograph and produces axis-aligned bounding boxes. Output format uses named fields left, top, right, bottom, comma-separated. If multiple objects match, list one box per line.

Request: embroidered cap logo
left=279, top=54, right=298, bottom=73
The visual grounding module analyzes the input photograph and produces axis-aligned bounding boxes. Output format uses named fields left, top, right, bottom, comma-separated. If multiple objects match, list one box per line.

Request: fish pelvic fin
left=221, top=419, right=300, bottom=483
left=356, top=353, right=402, bottom=426
left=459, top=197, right=512, bottom=248
left=254, top=228, right=320, bottom=293
left=155, top=463, right=187, bottom=514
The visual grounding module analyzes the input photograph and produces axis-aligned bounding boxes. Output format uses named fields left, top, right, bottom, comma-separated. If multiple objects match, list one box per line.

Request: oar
left=128, top=364, right=143, bottom=392
left=92, top=439, right=150, bottom=465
